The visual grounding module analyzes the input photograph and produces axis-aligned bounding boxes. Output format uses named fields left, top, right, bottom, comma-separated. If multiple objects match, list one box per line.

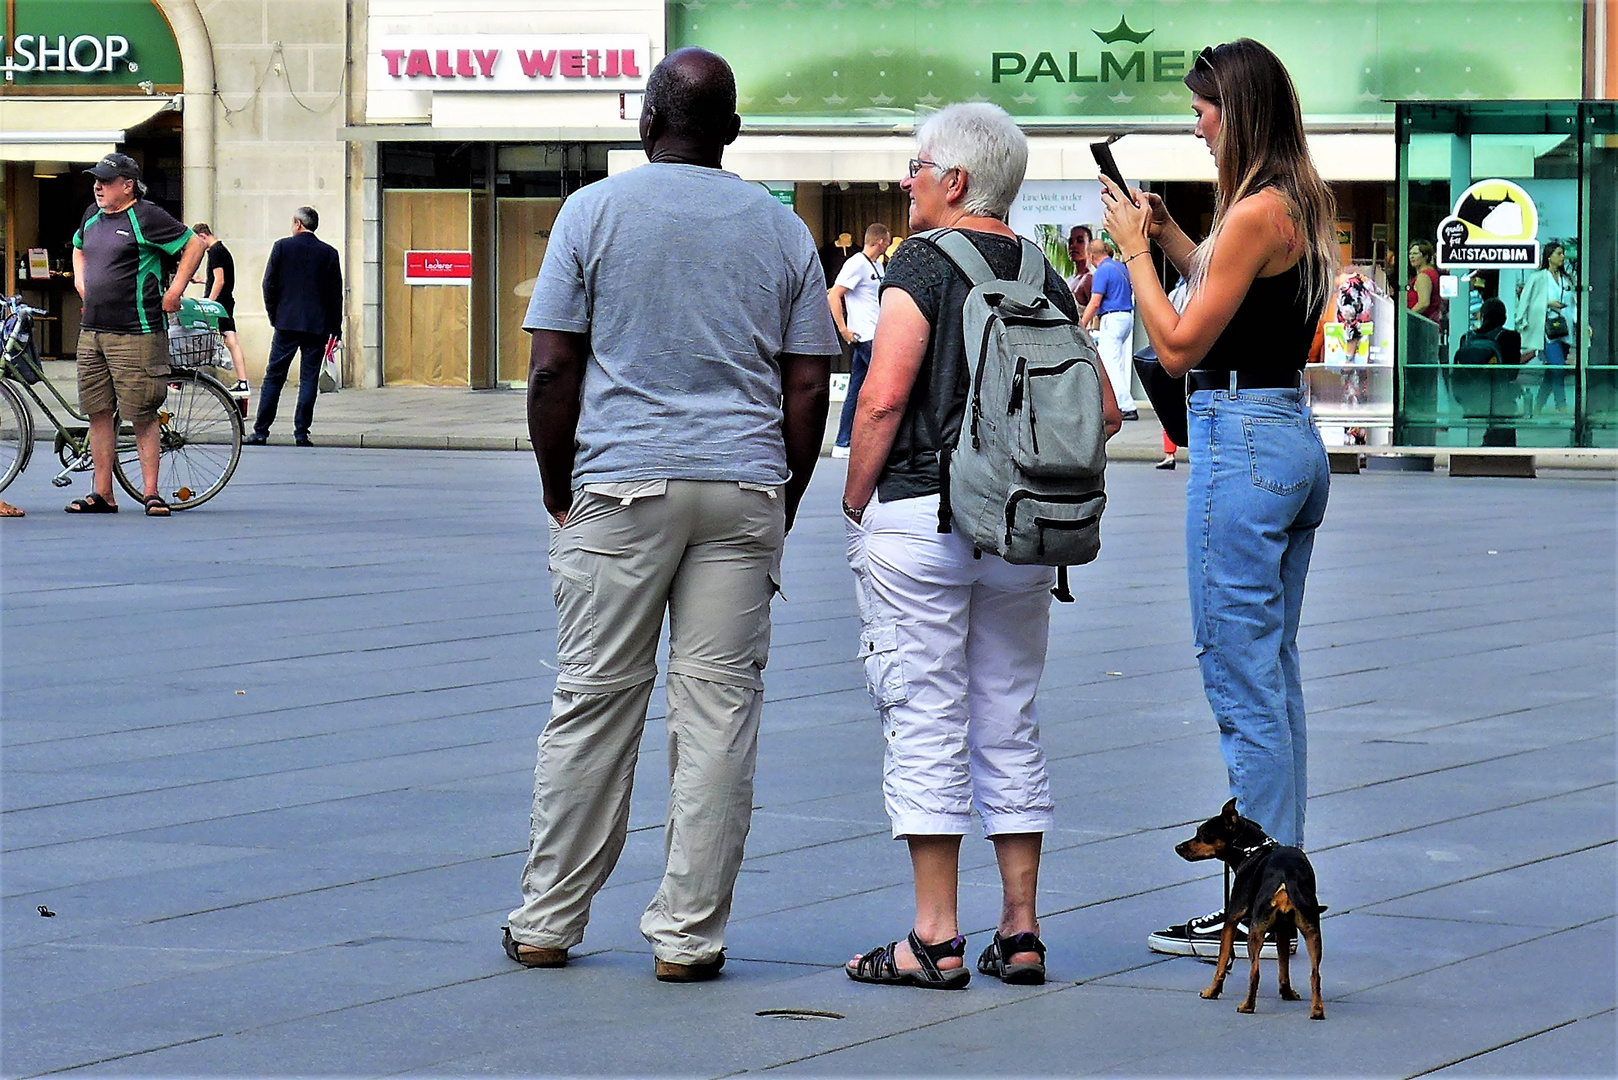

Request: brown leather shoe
left=503, top=926, right=567, bottom=968
left=654, top=953, right=725, bottom=982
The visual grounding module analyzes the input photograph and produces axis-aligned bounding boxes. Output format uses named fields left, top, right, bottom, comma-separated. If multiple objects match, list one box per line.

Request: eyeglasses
left=908, top=157, right=945, bottom=179
left=1193, top=46, right=1216, bottom=74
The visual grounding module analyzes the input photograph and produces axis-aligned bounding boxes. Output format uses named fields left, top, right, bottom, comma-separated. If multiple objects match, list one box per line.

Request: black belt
left=1187, top=369, right=1302, bottom=393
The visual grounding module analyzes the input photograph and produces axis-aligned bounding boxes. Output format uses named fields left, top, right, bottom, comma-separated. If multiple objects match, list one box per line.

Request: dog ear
left=1221, top=797, right=1239, bottom=821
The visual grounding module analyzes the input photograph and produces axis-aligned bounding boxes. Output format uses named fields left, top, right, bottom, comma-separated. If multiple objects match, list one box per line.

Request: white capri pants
left=846, top=493, right=1056, bottom=838
left=1097, top=309, right=1137, bottom=413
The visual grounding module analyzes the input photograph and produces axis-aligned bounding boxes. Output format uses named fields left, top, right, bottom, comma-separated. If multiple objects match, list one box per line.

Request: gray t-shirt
left=523, top=163, right=839, bottom=487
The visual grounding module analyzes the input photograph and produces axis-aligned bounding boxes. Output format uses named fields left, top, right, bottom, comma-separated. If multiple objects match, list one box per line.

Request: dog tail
left=1273, top=884, right=1294, bottom=914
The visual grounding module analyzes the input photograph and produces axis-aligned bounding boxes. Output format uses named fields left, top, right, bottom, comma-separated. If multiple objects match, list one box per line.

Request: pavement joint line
left=1335, top=841, right=1617, bottom=920
left=18, top=1033, right=229, bottom=1079
left=1308, top=780, right=1615, bottom=852
left=1, top=723, right=542, bottom=819
left=18, top=964, right=527, bottom=1079
left=1361, top=911, right=1578, bottom=930
left=1307, top=731, right=1615, bottom=799
left=1404, top=1006, right=1617, bottom=1079
left=0, top=672, right=543, bottom=750
left=1339, top=914, right=1617, bottom=1003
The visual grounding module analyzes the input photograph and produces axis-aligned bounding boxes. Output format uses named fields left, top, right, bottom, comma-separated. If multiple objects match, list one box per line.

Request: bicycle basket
left=168, top=325, right=221, bottom=369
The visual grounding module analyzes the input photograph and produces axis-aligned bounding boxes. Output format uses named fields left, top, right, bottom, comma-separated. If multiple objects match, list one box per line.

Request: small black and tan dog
left=1175, top=799, right=1325, bottom=1019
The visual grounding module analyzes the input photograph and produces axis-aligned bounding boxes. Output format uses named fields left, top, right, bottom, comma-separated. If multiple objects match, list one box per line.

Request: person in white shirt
left=829, top=223, right=891, bottom=457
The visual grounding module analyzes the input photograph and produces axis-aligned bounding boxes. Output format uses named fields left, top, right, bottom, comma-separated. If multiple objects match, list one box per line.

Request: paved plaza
left=0, top=446, right=1613, bottom=1078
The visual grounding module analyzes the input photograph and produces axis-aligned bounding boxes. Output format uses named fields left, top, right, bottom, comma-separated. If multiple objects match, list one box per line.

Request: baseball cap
left=85, top=154, right=141, bottom=181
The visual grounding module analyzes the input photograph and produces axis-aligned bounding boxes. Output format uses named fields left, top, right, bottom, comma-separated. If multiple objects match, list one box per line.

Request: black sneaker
left=1147, top=909, right=1289, bottom=961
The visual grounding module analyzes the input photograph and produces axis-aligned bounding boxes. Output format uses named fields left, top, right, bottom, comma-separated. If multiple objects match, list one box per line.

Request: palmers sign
left=372, top=35, right=651, bottom=92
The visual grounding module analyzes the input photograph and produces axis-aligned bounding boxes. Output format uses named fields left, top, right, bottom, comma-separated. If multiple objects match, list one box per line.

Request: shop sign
left=761, top=183, right=794, bottom=207
left=405, top=251, right=474, bottom=286
left=1436, top=179, right=1540, bottom=270
left=671, top=0, right=1583, bottom=124
left=1, top=1, right=184, bottom=90
left=374, top=36, right=651, bottom=92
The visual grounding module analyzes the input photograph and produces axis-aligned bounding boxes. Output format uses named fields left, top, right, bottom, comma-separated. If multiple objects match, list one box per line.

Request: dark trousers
left=834, top=339, right=873, bottom=448
left=255, top=330, right=326, bottom=439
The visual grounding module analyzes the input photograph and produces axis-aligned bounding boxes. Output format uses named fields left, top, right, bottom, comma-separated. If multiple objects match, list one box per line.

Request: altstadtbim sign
left=670, top=0, right=1584, bottom=125
left=0, top=0, right=184, bottom=91
left=372, top=35, right=652, bottom=93
left=1436, top=179, right=1540, bottom=270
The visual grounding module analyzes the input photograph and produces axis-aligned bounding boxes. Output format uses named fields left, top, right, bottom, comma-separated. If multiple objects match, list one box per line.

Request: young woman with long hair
left=1098, top=38, right=1337, bottom=960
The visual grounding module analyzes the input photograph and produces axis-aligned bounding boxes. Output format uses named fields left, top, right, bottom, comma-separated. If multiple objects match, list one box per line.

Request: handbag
left=1545, top=309, right=1569, bottom=341
left=318, top=336, right=341, bottom=393
left=1129, top=280, right=1191, bottom=448
left=1133, top=348, right=1188, bottom=448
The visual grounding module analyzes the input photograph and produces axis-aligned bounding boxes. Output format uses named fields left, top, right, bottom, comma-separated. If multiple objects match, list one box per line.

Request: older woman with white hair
left=841, top=103, right=1121, bottom=991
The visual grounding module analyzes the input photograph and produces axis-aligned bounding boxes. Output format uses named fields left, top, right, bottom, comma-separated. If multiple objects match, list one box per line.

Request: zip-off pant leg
left=508, top=481, right=783, bottom=963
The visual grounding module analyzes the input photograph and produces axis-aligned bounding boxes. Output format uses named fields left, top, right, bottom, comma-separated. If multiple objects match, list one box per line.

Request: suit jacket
left=263, top=230, right=343, bottom=337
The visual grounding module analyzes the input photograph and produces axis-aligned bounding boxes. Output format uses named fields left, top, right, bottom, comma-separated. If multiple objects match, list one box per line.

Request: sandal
left=977, top=930, right=1047, bottom=985
left=846, top=930, right=970, bottom=990
left=502, top=925, right=567, bottom=968
left=64, top=493, right=117, bottom=514
left=143, top=495, right=171, bottom=517
left=0, top=500, right=24, bottom=518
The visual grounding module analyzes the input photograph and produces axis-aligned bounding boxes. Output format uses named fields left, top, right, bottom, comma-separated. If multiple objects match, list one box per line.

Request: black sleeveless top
left=1198, top=261, right=1323, bottom=374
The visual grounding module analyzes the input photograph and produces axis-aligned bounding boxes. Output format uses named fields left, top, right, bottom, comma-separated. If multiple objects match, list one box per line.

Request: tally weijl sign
left=373, top=36, right=651, bottom=92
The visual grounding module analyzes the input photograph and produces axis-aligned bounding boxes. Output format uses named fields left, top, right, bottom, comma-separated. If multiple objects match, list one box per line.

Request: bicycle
left=0, top=295, right=243, bottom=509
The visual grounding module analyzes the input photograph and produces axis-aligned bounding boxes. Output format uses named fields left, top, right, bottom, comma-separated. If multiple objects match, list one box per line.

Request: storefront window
left=1396, top=101, right=1612, bottom=449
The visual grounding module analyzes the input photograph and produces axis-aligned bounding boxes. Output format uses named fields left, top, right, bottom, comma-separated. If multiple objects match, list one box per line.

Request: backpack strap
left=923, top=228, right=999, bottom=288
left=1015, top=237, right=1045, bottom=288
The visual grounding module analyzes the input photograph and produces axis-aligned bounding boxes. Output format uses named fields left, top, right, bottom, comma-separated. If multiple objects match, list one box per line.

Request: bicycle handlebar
left=1, top=295, right=47, bottom=318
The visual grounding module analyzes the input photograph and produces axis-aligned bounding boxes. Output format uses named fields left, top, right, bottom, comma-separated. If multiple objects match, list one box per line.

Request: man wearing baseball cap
left=66, top=154, right=207, bottom=515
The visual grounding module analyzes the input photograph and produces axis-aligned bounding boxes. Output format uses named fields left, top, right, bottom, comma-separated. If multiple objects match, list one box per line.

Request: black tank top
left=1198, top=261, right=1322, bottom=373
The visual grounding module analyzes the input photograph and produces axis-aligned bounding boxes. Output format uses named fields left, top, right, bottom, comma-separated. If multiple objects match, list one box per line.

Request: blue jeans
left=834, top=339, right=873, bottom=448
left=1186, top=384, right=1330, bottom=849
left=255, top=330, right=326, bottom=440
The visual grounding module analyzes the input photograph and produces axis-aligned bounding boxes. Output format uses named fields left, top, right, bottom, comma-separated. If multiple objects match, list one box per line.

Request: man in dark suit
left=248, top=206, right=342, bottom=446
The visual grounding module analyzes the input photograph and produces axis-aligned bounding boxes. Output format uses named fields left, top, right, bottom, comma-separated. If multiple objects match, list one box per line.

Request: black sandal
left=64, top=493, right=118, bottom=514
left=977, top=930, right=1047, bottom=985
left=142, top=495, right=171, bottom=517
left=846, top=930, right=970, bottom=990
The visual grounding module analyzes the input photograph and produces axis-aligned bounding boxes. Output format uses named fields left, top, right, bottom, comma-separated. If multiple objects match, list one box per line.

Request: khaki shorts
left=78, top=330, right=169, bottom=423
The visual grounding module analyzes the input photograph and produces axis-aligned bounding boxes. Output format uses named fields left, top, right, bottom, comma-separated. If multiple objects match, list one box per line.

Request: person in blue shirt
left=1081, top=240, right=1140, bottom=418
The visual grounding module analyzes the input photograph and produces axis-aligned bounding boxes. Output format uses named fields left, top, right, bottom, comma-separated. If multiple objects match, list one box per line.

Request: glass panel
left=1580, top=103, right=1618, bottom=448
left=1396, top=102, right=1583, bottom=448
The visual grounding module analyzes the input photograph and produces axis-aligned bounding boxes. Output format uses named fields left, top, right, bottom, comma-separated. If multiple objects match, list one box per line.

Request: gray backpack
left=919, top=229, right=1109, bottom=596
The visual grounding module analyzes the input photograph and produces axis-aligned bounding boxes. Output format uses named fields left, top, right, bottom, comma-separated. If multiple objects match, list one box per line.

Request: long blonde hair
left=1183, top=39, right=1338, bottom=315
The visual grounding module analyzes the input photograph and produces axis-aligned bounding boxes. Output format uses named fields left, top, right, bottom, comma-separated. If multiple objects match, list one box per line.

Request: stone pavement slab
left=1, top=446, right=1614, bottom=1078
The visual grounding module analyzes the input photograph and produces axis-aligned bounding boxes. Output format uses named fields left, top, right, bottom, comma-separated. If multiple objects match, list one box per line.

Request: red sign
left=404, top=250, right=473, bottom=285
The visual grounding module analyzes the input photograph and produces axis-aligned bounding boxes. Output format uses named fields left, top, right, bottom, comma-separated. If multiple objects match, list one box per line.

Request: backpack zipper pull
left=1009, top=357, right=1026, bottom=414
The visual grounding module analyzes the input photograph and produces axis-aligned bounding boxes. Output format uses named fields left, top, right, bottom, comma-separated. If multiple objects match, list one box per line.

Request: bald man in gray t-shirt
left=504, top=48, right=839, bottom=983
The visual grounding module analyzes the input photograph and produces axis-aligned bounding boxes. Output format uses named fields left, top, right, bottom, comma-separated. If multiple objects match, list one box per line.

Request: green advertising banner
left=670, top=0, right=1585, bottom=127
left=2, top=0, right=184, bottom=91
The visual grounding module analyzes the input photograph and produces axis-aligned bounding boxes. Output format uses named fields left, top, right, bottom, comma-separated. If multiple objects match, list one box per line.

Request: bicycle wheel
left=0, top=379, right=34, bottom=494
left=113, top=370, right=242, bottom=510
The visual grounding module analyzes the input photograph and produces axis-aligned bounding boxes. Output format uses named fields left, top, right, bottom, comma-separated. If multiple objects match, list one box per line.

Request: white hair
left=914, top=103, right=1028, bottom=219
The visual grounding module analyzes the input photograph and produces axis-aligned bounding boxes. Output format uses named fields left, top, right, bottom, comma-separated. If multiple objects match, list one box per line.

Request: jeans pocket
left=858, top=622, right=909, bottom=710
left=1243, top=418, right=1310, bottom=495
left=549, top=563, right=596, bottom=668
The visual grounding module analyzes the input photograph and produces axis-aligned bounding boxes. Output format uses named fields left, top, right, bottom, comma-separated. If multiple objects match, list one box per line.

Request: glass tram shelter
left=1395, top=100, right=1617, bottom=449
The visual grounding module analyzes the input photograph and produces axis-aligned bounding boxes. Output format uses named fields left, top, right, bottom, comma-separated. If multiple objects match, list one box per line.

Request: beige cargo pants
left=506, top=479, right=784, bottom=964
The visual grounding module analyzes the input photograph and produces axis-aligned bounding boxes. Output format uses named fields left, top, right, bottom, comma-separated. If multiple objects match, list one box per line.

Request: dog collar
left=1234, top=837, right=1278, bottom=872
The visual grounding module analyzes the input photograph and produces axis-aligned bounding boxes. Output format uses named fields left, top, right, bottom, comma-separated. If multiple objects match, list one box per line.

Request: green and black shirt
left=73, top=201, right=193, bottom=334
